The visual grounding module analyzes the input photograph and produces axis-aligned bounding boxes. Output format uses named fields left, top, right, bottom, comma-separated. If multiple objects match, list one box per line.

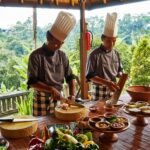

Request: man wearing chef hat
left=86, top=12, right=123, bottom=101
left=27, top=11, right=76, bottom=116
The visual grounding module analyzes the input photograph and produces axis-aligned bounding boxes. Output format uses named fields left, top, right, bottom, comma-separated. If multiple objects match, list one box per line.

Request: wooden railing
left=0, top=91, right=29, bottom=117
left=0, top=83, right=79, bottom=117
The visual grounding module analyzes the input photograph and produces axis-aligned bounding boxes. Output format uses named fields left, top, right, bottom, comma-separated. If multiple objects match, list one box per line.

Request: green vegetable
left=0, top=146, right=7, bottom=150
left=74, top=142, right=84, bottom=150
left=56, top=128, right=64, bottom=136
left=56, top=128, right=78, bottom=144
left=59, top=128, right=73, bottom=135
left=58, top=140, right=75, bottom=150
left=85, top=143, right=99, bottom=150
left=106, top=116, right=117, bottom=123
left=44, top=138, right=58, bottom=150
left=76, top=134, right=88, bottom=143
left=63, top=134, right=78, bottom=144
left=84, top=132, right=93, bottom=141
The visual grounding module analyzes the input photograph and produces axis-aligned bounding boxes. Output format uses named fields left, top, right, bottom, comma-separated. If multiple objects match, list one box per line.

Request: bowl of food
left=140, top=106, right=150, bottom=115
left=95, top=121, right=110, bottom=131
left=89, top=106, right=97, bottom=112
left=126, top=102, right=137, bottom=108
left=127, top=85, right=150, bottom=101
left=136, top=101, right=149, bottom=108
left=104, top=112, right=117, bottom=123
left=116, top=117, right=128, bottom=125
left=89, top=117, right=102, bottom=126
left=128, top=108, right=141, bottom=114
left=110, top=122, right=125, bottom=131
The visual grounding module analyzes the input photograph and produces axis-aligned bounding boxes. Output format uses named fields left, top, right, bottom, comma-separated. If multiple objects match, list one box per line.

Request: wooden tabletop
left=1, top=94, right=150, bottom=150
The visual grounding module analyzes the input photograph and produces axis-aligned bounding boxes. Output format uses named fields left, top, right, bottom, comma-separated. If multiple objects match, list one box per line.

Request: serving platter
left=88, top=115, right=129, bottom=142
left=123, top=101, right=150, bottom=126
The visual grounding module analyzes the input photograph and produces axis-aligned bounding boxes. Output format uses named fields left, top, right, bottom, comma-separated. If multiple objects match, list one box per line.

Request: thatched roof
left=0, top=0, right=147, bottom=10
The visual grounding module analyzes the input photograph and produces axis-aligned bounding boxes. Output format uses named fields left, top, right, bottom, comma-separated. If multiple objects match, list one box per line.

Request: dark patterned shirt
left=27, top=43, right=74, bottom=91
left=86, top=44, right=123, bottom=82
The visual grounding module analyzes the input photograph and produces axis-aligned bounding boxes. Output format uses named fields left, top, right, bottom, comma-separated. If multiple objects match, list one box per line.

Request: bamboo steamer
left=0, top=116, right=38, bottom=138
left=55, top=105, right=87, bottom=121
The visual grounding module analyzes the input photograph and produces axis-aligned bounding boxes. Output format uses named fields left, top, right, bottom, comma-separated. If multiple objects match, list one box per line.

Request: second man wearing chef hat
left=86, top=12, right=123, bottom=101
left=27, top=11, right=76, bottom=116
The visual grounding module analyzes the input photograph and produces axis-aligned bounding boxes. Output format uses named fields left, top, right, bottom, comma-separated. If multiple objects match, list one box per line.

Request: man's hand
left=107, top=81, right=120, bottom=92
left=68, top=95, right=75, bottom=100
left=50, top=87, right=61, bottom=100
left=67, top=95, right=75, bottom=104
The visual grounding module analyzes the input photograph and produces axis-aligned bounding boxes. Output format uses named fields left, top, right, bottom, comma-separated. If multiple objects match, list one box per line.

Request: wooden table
left=1, top=94, right=150, bottom=150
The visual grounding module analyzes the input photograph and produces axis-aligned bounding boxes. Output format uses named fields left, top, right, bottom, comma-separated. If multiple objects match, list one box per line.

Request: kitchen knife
left=0, top=118, right=38, bottom=122
left=60, top=97, right=84, bottom=108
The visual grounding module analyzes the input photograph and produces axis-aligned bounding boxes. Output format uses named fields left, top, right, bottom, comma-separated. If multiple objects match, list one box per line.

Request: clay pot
left=127, top=85, right=150, bottom=101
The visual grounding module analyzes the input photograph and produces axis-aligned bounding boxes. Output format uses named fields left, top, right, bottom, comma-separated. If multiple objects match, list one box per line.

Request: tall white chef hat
left=49, top=11, right=76, bottom=42
left=103, top=12, right=118, bottom=37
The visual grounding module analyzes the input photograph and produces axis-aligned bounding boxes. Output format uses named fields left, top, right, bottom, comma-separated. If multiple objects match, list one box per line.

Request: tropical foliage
left=0, top=13, right=150, bottom=93
left=130, top=36, right=150, bottom=85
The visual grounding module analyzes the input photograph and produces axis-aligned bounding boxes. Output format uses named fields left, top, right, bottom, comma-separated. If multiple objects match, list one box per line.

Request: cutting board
left=55, top=105, right=87, bottom=121
left=0, top=116, right=38, bottom=138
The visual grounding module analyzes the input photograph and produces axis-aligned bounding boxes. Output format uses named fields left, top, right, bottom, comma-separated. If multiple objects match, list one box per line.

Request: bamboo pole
left=20, top=0, right=24, bottom=4
left=33, top=7, right=37, bottom=49
left=39, top=0, right=44, bottom=5
left=80, top=0, right=88, bottom=99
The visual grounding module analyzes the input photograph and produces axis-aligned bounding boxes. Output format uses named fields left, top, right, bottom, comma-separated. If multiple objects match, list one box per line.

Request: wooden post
left=33, top=7, right=37, bottom=49
left=80, top=0, right=88, bottom=99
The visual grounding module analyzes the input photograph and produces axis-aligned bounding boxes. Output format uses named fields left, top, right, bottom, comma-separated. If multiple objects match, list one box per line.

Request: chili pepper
left=29, top=137, right=44, bottom=147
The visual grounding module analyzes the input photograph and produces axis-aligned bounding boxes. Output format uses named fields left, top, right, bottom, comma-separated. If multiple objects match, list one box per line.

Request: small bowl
left=95, top=121, right=110, bottom=131
left=116, top=117, right=128, bottom=124
left=140, top=106, right=150, bottom=111
left=89, top=117, right=102, bottom=127
left=89, top=106, right=97, bottom=112
left=104, top=112, right=116, bottom=117
left=82, top=116, right=90, bottom=121
left=104, top=106, right=114, bottom=112
left=128, top=108, right=141, bottom=114
left=127, top=86, right=150, bottom=101
left=141, top=109, right=150, bottom=115
left=111, top=122, right=125, bottom=131
left=126, top=102, right=137, bottom=108
left=140, top=106, right=150, bottom=115
left=135, top=101, right=149, bottom=108
left=89, top=117, right=102, bottom=122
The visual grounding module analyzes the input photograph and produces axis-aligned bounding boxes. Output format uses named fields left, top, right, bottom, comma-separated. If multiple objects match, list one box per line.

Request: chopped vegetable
left=29, top=137, right=44, bottom=147
left=74, top=142, right=84, bottom=150
left=84, top=132, right=93, bottom=141
left=43, top=127, right=100, bottom=150
left=85, top=143, right=99, bottom=150
left=44, top=138, right=58, bottom=150
left=0, top=146, right=7, bottom=150
left=63, top=134, right=78, bottom=144
left=76, top=134, right=88, bottom=143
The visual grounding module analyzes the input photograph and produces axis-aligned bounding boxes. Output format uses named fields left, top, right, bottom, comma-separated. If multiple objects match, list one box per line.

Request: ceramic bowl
left=127, top=86, right=150, bottom=101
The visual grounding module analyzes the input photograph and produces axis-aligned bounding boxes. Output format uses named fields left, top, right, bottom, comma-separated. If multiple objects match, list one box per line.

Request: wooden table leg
left=99, top=132, right=118, bottom=142
left=132, top=115, right=148, bottom=126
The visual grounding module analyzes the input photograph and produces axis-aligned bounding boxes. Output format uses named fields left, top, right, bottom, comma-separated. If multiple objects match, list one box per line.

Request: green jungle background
left=0, top=13, right=150, bottom=94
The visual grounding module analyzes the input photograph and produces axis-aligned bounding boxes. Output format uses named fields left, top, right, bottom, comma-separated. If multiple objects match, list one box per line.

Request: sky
left=0, top=1, right=149, bottom=29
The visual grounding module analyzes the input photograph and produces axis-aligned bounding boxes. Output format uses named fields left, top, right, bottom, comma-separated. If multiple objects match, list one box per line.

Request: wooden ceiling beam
left=0, top=0, right=147, bottom=10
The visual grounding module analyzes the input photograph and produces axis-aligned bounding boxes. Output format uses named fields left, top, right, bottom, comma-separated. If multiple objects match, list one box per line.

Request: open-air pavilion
left=0, top=1, right=149, bottom=149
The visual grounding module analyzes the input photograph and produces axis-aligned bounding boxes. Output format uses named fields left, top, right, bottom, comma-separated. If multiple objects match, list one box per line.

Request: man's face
left=102, top=36, right=117, bottom=51
left=47, top=35, right=63, bottom=52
